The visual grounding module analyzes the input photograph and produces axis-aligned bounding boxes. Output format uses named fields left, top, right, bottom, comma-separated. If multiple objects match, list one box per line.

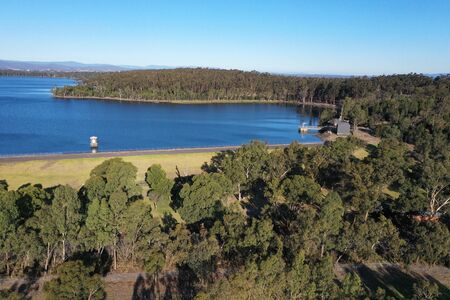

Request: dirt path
left=2, top=264, right=450, bottom=299
left=336, top=263, right=450, bottom=298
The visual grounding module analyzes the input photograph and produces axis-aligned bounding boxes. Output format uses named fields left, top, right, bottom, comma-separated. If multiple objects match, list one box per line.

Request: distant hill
left=0, top=59, right=172, bottom=72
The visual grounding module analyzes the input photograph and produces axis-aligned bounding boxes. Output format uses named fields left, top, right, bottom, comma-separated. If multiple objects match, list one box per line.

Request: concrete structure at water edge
left=90, top=136, right=98, bottom=153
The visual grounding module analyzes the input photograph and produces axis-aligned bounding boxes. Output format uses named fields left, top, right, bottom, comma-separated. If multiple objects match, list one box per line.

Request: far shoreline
left=53, top=94, right=336, bottom=107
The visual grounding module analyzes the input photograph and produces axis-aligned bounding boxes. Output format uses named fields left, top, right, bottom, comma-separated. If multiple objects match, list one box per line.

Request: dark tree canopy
left=43, top=260, right=106, bottom=300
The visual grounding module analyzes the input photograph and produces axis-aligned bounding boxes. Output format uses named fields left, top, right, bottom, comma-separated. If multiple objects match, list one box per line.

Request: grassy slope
left=0, top=152, right=214, bottom=190
left=0, top=152, right=215, bottom=220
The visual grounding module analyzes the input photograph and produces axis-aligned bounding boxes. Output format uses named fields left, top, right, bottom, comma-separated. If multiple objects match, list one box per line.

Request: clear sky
left=1, top=0, right=449, bottom=75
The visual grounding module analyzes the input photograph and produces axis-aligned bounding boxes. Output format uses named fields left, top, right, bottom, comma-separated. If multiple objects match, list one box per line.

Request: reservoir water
left=0, top=76, right=321, bottom=156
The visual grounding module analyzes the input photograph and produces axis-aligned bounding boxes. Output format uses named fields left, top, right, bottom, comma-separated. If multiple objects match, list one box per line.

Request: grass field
left=0, top=152, right=215, bottom=190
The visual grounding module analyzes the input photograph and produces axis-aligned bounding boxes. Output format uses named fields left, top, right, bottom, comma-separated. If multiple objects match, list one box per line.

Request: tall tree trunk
left=62, top=238, right=66, bottom=261
left=320, top=233, right=326, bottom=258
left=6, top=253, right=10, bottom=276
left=88, top=286, right=101, bottom=300
left=238, top=184, right=242, bottom=201
left=44, top=243, right=51, bottom=273
left=113, top=239, right=117, bottom=270
left=154, top=273, right=160, bottom=300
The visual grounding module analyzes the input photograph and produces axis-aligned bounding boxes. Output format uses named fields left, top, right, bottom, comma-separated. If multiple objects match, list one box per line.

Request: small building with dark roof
left=336, top=120, right=351, bottom=136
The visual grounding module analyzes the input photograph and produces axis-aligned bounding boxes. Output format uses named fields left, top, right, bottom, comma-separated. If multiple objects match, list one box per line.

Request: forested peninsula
left=52, top=68, right=450, bottom=105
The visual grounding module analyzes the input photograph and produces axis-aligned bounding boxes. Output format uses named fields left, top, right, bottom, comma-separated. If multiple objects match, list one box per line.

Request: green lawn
left=0, top=152, right=215, bottom=190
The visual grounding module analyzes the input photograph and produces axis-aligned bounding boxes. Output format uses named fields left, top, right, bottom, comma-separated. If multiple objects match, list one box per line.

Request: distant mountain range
left=0, top=59, right=172, bottom=72
left=1, top=59, right=447, bottom=77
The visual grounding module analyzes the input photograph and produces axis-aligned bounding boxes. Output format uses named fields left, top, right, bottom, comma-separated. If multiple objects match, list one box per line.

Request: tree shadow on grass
left=344, top=264, right=450, bottom=299
left=170, top=174, right=194, bottom=211
left=132, top=272, right=181, bottom=300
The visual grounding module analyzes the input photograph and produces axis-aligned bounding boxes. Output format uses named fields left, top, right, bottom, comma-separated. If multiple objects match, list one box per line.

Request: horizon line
left=1, top=58, right=449, bottom=77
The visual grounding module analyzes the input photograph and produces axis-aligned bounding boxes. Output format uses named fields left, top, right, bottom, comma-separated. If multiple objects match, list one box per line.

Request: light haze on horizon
left=0, top=0, right=449, bottom=75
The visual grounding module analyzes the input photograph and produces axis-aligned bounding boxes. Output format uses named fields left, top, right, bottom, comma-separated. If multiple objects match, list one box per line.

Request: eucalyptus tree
left=235, top=141, right=270, bottom=188
left=317, top=192, right=344, bottom=258
left=16, top=184, right=49, bottom=220
left=29, top=185, right=81, bottom=270
left=196, top=251, right=287, bottom=300
left=263, top=148, right=292, bottom=201
left=44, top=260, right=106, bottom=300
left=82, top=158, right=142, bottom=270
left=370, top=138, right=411, bottom=186
left=178, top=173, right=232, bottom=224
left=343, top=98, right=368, bottom=131
left=281, top=175, right=322, bottom=207
left=183, top=229, right=221, bottom=285
left=337, top=216, right=405, bottom=263
left=342, top=161, right=383, bottom=222
left=83, top=158, right=142, bottom=202
left=206, top=141, right=270, bottom=201
left=411, top=280, right=440, bottom=300
left=407, top=222, right=450, bottom=265
left=120, top=200, right=155, bottom=265
left=51, top=185, right=82, bottom=261
left=418, top=156, right=450, bottom=217
left=145, top=164, right=173, bottom=207
left=312, top=256, right=339, bottom=300
left=0, top=189, right=20, bottom=275
left=208, top=151, right=246, bottom=201
left=30, top=204, right=59, bottom=272
left=339, top=272, right=365, bottom=300
left=286, top=251, right=316, bottom=299
left=105, top=191, right=128, bottom=270
left=82, top=198, right=114, bottom=255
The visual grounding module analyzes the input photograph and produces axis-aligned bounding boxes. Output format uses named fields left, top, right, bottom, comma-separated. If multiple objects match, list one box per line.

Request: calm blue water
left=0, top=76, right=321, bottom=155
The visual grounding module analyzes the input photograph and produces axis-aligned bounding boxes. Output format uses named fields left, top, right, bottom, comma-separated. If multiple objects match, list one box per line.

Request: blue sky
left=1, top=0, right=449, bottom=74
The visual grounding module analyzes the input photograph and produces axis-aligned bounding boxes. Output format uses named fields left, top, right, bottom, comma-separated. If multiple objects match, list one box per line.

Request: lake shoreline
left=1, top=76, right=324, bottom=156
left=53, top=94, right=336, bottom=107
left=0, top=143, right=322, bottom=163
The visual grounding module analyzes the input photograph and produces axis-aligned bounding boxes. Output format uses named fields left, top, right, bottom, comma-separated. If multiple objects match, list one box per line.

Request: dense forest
left=1, top=136, right=449, bottom=298
left=1, top=69, right=450, bottom=299
left=52, top=68, right=450, bottom=105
